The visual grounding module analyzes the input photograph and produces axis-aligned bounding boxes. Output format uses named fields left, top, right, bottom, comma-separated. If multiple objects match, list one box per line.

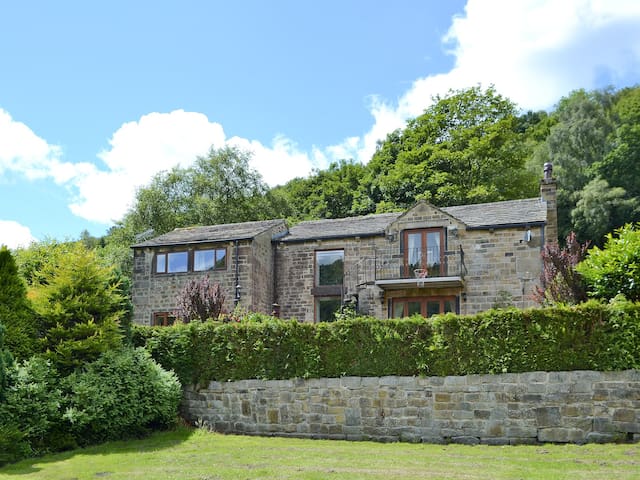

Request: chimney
left=540, top=162, right=558, bottom=244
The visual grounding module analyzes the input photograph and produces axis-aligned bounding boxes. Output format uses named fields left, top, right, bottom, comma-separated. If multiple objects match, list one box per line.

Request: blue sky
left=1, top=0, right=640, bottom=248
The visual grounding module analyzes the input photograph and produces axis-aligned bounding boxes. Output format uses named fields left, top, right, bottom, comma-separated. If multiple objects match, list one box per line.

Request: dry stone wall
left=182, top=370, right=640, bottom=445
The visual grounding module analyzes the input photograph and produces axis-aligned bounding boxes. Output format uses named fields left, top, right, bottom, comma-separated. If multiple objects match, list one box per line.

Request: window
left=316, top=297, right=342, bottom=322
left=156, top=251, right=188, bottom=273
left=155, top=246, right=227, bottom=274
left=404, top=229, right=444, bottom=277
left=194, top=248, right=226, bottom=271
left=392, top=296, right=456, bottom=318
left=315, top=250, right=344, bottom=286
left=153, top=312, right=176, bottom=326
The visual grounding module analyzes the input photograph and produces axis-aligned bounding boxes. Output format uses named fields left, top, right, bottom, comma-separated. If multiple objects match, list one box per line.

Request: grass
left=0, top=426, right=639, bottom=480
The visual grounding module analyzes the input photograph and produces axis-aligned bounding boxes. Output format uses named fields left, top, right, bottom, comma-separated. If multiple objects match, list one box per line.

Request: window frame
left=314, top=249, right=345, bottom=287
left=391, top=296, right=457, bottom=318
left=153, top=311, right=176, bottom=326
left=154, top=246, right=227, bottom=275
left=403, top=228, right=445, bottom=277
left=315, top=296, right=343, bottom=323
left=194, top=247, right=227, bottom=272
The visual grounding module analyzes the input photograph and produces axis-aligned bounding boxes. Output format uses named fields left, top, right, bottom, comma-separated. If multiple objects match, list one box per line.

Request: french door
left=404, top=228, right=444, bottom=277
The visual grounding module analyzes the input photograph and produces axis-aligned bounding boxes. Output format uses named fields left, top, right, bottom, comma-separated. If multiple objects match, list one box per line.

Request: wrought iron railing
left=375, top=245, right=466, bottom=281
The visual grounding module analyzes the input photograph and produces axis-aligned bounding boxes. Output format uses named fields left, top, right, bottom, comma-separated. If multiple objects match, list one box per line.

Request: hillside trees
left=532, top=87, right=640, bottom=245
left=361, top=86, right=539, bottom=210
left=275, top=159, right=371, bottom=220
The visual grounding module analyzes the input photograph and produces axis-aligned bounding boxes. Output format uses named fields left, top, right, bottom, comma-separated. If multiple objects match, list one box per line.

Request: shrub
left=577, top=223, right=640, bottom=301
left=0, top=321, right=13, bottom=402
left=0, top=246, right=40, bottom=360
left=0, top=357, right=67, bottom=464
left=175, top=275, right=225, bottom=322
left=134, top=302, right=640, bottom=385
left=28, top=243, right=125, bottom=373
left=534, top=232, right=589, bottom=306
left=63, top=347, right=181, bottom=445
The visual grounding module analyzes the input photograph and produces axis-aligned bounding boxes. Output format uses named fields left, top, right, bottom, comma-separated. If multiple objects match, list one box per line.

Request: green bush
left=134, top=301, right=640, bottom=385
left=0, top=357, right=67, bottom=463
left=63, top=347, right=181, bottom=445
left=577, top=223, right=640, bottom=301
left=0, top=246, right=40, bottom=360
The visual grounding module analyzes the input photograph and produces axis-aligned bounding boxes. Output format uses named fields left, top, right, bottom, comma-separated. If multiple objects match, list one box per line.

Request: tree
left=576, top=224, right=640, bottom=302
left=28, top=243, right=124, bottom=373
left=174, top=275, right=226, bottom=322
left=571, top=178, right=638, bottom=245
left=534, top=232, right=589, bottom=306
left=0, top=246, right=39, bottom=360
left=0, top=321, right=13, bottom=402
left=113, top=145, right=291, bottom=240
left=276, top=160, right=371, bottom=220
left=364, top=86, right=538, bottom=211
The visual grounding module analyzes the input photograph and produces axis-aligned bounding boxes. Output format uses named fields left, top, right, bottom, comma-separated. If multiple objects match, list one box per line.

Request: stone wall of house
left=276, top=236, right=386, bottom=322
left=457, top=226, right=543, bottom=314
left=247, top=230, right=279, bottom=314
left=131, top=240, right=252, bottom=325
left=182, top=370, right=640, bottom=445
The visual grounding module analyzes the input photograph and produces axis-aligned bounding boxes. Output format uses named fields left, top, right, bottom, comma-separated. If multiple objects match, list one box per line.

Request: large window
left=194, top=248, right=226, bottom=271
left=404, top=229, right=444, bottom=277
left=316, top=297, right=342, bottom=322
left=155, top=247, right=227, bottom=274
left=315, top=250, right=344, bottom=286
left=392, top=296, right=456, bottom=318
left=156, top=251, right=188, bottom=273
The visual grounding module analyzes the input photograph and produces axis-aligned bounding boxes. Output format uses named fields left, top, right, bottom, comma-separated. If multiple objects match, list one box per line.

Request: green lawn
left=1, top=427, right=638, bottom=480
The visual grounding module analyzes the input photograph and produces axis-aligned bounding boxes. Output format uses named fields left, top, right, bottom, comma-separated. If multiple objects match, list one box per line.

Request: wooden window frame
left=153, top=311, right=176, bottom=326
left=154, top=246, right=227, bottom=274
left=403, top=228, right=445, bottom=277
left=391, top=295, right=457, bottom=318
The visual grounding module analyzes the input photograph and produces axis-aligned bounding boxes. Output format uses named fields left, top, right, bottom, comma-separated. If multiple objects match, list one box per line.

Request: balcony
left=374, top=245, right=466, bottom=290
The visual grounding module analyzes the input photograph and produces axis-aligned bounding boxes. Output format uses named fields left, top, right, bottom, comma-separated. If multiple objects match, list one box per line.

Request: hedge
left=131, top=300, right=640, bottom=387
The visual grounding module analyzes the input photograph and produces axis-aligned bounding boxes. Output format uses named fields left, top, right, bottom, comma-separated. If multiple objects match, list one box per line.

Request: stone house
left=131, top=166, right=557, bottom=325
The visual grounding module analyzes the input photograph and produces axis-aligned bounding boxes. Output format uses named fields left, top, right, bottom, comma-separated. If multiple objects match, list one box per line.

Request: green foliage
left=26, top=242, right=125, bottom=373
left=577, top=224, right=640, bottom=302
left=111, top=145, right=291, bottom=241
left=133, top=302, right=640, bottom=385
left=0, top=357, right=67, bottom=463
left=0, top=246, right=40, bottom=360
left=64, top=347, right=181, bottom=446
left=0, top=322, right=14, bottom=402
left=363, top=85, right=538, bottom=210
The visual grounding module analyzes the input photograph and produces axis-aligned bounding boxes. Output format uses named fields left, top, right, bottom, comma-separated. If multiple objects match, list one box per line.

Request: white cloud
left=4, top=0, right=640, bottom=231
left=68, top=111, right=320, bottom=224
left=0, top=220, right=36, bottom=249
left=328, top=0, right=640, bottom=166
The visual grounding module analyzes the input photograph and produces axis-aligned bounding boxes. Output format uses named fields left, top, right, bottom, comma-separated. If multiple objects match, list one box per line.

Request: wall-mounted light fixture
left=523, top=229, right=532, bottom=242
left=447, top=225, right=459, bottom=238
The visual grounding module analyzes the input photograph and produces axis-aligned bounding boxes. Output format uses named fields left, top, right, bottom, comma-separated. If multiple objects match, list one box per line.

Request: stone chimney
left=540, top=162, right=558, bottom=244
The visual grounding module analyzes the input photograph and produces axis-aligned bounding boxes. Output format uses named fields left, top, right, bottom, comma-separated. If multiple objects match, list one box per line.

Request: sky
left=1, top=0, right=640, bottom=249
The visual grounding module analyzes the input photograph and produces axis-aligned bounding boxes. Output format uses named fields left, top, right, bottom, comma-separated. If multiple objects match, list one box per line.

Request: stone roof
left=282, top=213, right=401, bottom=243
left=442, top=198, right=548, bottom=229
left=133, top=197, right=549, bottom=247
left=132, top=219, right=286, bottom=248
left=283, top=198, right=548, bottom=242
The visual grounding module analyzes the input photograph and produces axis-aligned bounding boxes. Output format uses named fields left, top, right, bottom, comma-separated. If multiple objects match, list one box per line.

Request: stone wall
left=182, top=370, right=640, bottom=445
